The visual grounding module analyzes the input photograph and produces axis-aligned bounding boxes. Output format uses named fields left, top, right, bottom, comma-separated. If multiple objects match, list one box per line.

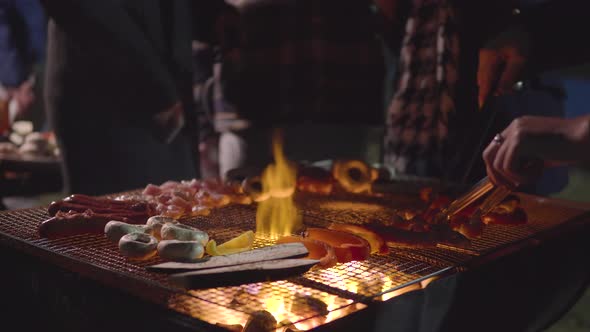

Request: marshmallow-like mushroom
left=146, top=215, right=178, bottom=239
left=157, top=240, right=204, bottom=262
left=104, top=221, right=152, bottom=243
left=160, top=223, right=208, bottom=245
left=118, top=233, right=158, bottom=260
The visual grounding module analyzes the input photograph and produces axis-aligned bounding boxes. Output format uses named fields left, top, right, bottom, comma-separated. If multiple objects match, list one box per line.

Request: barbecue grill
left=0, top=187, right=589, bottom=331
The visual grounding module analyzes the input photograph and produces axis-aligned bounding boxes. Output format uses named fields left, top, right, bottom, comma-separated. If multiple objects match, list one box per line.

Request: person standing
left=479, top=0, right=590, bottom=188
left=195, top=0, right=385, bottom=179
left=381, top=0, right=517, bottom=184
left=0, top=0, right=46, bottom=134
left=41, top=0, right=200, bottom=195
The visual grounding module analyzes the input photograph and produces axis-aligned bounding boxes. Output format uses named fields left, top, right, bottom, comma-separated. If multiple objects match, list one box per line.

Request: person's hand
left=13, top=79, right=36, bottom=113
left=482, top=115, right=590, bottom=188
left=374, top=0, right=401, bottom=23
left=8, top=80, right=36, bottom=123
left=151, top=102, right=185, bottom=144
left=478, top=26, right=530, bottom=108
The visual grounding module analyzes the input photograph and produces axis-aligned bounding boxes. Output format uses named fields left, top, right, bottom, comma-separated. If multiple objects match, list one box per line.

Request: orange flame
left=256, top=129, right=302, bottom=239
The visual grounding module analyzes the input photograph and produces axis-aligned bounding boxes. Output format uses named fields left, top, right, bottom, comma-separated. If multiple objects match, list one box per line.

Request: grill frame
left=0, top=190, right=588, bottom=331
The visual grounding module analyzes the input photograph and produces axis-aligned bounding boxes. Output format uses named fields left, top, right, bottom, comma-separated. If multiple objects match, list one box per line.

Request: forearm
left=541, top=115, right=590, bottom=165
left=41, top=0, right=179, bottom=114
left=567, top=114, right=590, bottom=165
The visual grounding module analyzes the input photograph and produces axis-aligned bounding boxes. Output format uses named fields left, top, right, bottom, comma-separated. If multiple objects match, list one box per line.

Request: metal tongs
left=439, top=177, right=512, bottom=222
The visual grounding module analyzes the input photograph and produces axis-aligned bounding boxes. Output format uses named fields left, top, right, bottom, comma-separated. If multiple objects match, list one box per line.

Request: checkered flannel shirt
left=383, top=0, right=459, bottom=175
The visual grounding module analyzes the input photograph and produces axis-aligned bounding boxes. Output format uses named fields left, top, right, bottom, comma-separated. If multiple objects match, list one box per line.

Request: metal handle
left=444, top=177, right=495, bottom=218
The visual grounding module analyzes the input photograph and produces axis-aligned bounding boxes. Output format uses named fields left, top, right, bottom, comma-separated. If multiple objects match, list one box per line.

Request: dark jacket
left=520, top=0, right=590, bottom=73
left=0, top=0, right=46, bottom=87
left=41, top=0, right=193, bottom=123
left=195, top=0, right=385, bottom=129
left=40, top=0, right=199, bottom=195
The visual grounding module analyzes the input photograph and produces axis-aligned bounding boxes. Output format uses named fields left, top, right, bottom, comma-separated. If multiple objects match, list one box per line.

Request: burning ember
left=256, top=130, right=302, bottom=239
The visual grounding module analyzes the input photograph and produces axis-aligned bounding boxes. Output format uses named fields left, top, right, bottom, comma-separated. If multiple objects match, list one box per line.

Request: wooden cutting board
left=147, top=243, right=309, bottom=272
left=169, top=258, right=320, bottom=289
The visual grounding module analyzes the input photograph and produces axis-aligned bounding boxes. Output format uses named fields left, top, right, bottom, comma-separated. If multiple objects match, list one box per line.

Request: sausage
left=47, top=201, right=152, bottom=224
left=51, top=194, right=155, bottom=215
left=39, top=210, right=141, bottom=239
left=49, top=200, right=150, bottom=216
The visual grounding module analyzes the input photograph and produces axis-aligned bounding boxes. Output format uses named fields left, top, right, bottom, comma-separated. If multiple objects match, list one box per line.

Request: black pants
left=50, top=108, right=198, bottom=196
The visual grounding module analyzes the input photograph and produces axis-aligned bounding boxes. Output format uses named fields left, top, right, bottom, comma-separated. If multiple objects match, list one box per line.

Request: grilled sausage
left=39, top=210, right=140, bottom=239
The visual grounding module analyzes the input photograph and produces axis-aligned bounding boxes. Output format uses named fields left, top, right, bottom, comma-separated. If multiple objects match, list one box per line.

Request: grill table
left=0, top=153, right=62, bottom=199
left=0, top=190, right=588, bottom=331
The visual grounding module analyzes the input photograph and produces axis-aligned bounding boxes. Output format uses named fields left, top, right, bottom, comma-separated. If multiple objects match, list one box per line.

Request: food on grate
left=104, top=221, right=153, bottom=243
left=383, top=213, right=432, bottom=232
left=230, top=193, right=254, bottom=205
left=160, top=223, right=209, bottom=245
left=190, top=205, right=212, bottom=217
left=296, top=166, right=334, bottom=195
left=141, top=178, right=253, bottom=219
left=376, top=191, right=530, bottom=245
left=291, top=293, right=329, bottom=317
left=146, top=215, right=178, bottom=239
left=419, top=187, right=434, bottom=202
left=142, top=179, right=252, bottom=219
left=242, top=176, right=270, bottom=202
left=331, top=159, right=375, bottom=194
left=0, top=141, right=17, bottom=154
left=40, top=193, right=158, bottom=239
left=206, top=230, right=255, bottom=256
left=276, top=236, right=337, bottom=268
left=304, top=228, right=371, bottom=263
left=215, top=323, right=244, bottom=332
left=368, top=224, right=471, bottom=249
left=448, top=217, right=485, bottom=240
left=366, top=225, right=437, bottom=248
left=490, top=195, right=520, bottom=214
left=327, top=223, right=389, bottom=254
left=39, top=209, right=142, bottom=239
left=118, top=232, right=158, bottom=260
left=48, top=194, right=155, bottom=223
left=157, top=240, right=205, bottom=262
left=482, top=207, right=527, bottom=225
left=243, top=310, right=277, bottom=332
left=478, top=195, right=527, bottom=225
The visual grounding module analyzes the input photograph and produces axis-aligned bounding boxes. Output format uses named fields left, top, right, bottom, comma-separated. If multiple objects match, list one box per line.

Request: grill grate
left=0, top=191, right=587, bottom=331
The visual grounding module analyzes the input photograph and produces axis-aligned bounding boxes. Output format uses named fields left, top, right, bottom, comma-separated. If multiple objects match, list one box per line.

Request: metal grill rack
left=0, top=191, right=587, bottom=330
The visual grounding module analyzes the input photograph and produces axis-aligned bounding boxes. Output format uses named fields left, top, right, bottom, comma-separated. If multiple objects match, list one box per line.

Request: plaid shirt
left=383, top=0, right=459, bottom=176
left=194, top=0, right=385, bottom=136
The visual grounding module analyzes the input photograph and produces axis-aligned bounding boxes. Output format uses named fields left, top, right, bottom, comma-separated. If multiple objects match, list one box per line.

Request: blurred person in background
left=0, top=0, right=46, bottom=134
left=41, top=0, right=202, bottom=195
left=380, top=0, right=519, bottom=185
left=194, top=0, right=385, bottom=179
left=191, top=0, right=230, bottom=179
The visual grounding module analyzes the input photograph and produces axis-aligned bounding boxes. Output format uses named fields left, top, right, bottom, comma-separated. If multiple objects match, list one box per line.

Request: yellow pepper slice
left=206, top=230, right=255, bottom=256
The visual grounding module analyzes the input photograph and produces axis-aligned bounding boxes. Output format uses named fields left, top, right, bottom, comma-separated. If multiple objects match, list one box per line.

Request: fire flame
left=256, top=129, right=302, bottom=239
